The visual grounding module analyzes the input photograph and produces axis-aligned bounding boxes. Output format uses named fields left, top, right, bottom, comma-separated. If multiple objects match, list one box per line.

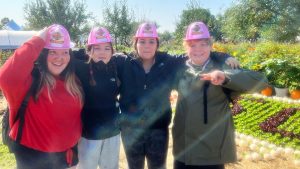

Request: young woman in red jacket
left=0, top=24, right=84, bottom=169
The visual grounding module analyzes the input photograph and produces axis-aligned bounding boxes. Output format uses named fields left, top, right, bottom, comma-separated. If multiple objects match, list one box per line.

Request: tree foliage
left=174, top=1, right=221, bottom=43
left=24, top=0, right=91, bottom=41
left=260, top=0, right=300, bottom=42
left=159, top=31, right=173, bottom=45
left=221, top=0, right=300, bottom=42
left=0, top=17, right=10, bottom=29
left=102, top=0, right=135, bottom=49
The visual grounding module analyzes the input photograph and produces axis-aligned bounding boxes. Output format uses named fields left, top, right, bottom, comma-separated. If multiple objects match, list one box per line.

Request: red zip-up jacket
left=0, top=36, right=82, bottom=152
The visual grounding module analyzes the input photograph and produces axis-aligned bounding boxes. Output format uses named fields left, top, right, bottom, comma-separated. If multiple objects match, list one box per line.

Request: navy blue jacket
left=74, top=54, right=124, bottom=140
left=118, top=52, right=185, bottom=129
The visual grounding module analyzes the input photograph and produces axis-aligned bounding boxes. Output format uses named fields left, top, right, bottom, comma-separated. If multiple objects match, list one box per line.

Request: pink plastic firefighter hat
left=87, top=27, right=112, bottom=45
left=44, top=24, right=74, bottom=49
left=135, top=22, right=158, bottom=38
left=184, top=21, right=211, bottom=41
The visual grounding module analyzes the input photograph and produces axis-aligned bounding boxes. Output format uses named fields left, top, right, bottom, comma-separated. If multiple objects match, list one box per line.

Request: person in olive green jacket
left=172, top=21, right=270, bottom=169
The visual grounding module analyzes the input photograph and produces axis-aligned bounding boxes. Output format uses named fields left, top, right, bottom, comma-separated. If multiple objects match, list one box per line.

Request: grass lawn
left=0, top=144, right=16, bottom=169
left=0, top=131, right=16, bottom=169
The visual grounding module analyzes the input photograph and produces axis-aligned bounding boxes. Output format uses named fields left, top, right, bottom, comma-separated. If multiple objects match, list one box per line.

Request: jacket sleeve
left=113, top=53, right=127, bottom=81
left=210, top=52, right=231, bottom=63
left=222, top=67, right=270, bottom=94
left=171, top=53, right=187, bottom=66
left=73, top=58, right=88, bottom=81
left=171, top=52, right=231, bottom=68
left=0, top=36, right=45, bottom=110
left=73, top=48, right=88, bottom=61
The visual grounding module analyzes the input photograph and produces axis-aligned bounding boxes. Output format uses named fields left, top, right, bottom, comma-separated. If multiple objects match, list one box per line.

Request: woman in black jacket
left=75, top=27, right=123, bottom=169
left=118, top=22, right=239, bottom=169
left=73, top=23, right=238, bottom=169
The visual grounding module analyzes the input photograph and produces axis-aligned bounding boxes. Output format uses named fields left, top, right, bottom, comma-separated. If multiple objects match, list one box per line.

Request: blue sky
left=0, top=0, right=234, bottom=32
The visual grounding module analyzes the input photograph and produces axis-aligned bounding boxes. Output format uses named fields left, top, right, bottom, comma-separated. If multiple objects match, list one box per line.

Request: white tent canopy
left=0, top=30, right=37, bottom=49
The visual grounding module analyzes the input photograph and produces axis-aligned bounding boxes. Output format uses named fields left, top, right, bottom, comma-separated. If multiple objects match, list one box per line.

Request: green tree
left=221, top=0, right=300, bottom=42
left=159, top=31, right=173, bottom=45
left=174, top=1, right=221, bottom=43
left=24, top=0, right=91, bottom=41
left=102, top=0, right=135, bottom=49
left=0, top=17, right=10, bottom=29
left=260, top=0, right=300, bottom=42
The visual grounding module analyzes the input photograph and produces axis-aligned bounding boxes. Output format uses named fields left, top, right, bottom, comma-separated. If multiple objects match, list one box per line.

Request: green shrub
left=1, top=50, right=13, bottom=67
left=260, top=59, right=300, bottom=89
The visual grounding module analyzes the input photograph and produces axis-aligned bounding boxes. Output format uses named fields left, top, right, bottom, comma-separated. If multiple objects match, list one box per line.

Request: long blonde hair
left=33, top=49, right=84, bottom=105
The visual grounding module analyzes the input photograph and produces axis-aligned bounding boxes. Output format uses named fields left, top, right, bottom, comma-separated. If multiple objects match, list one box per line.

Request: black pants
left=121, top=128, right=169, bottom=169
left=12, top=142, right=78, bottom=169
left=174, top=160, right=225, bottom=169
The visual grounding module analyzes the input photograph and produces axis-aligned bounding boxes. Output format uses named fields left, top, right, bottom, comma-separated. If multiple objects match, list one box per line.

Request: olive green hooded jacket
left=172, top=53, right=269, bottom=165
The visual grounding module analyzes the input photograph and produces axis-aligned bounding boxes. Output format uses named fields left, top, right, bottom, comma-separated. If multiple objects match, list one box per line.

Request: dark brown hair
left=132, top=38, right=160, bottom=56
left=85, top=43, right=114, bottom=86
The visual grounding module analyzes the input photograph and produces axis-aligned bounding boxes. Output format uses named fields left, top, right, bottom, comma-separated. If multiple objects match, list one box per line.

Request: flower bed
left=233, top=95, right=300, bottom=149
left=212, top=42, right=300, bottom=69
left=170, top=91, right=300, bottom=150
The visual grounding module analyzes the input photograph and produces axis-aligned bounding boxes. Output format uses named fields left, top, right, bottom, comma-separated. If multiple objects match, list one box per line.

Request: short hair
left=183, top=38, right=213, bottom=49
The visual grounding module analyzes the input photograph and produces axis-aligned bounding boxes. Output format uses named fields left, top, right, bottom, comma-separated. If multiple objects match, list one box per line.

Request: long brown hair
left=86, top=43, right=114, bottom=86
left=86, top=43, right=114, bottom=63
left=33, top=49, right=84, bottom=105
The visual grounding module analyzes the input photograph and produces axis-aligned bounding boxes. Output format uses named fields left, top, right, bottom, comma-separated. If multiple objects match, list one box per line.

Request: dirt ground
left=0, top=96, right=299, bottom=169
left=118, top=128, right=299, bottom=169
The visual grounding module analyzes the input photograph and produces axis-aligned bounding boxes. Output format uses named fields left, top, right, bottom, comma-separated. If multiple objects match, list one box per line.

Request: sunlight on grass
left=0, top=140, right=16, bottom=169
left=0, top=115, right=16, bottom=169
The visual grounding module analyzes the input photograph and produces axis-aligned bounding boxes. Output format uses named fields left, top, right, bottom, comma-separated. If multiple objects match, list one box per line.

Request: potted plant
left=288, top=67, right=300, bottom=100
left=260, top=58, right=298, bottom=97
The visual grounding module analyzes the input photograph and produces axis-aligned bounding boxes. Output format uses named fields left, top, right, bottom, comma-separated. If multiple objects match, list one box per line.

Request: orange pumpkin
left=290, top=90, right=300, bottom=100
left=261, top=87, right=273, bottom=96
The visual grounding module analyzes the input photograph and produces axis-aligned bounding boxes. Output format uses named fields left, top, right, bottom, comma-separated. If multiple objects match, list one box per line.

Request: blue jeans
left=121, top=128, right=169, bottom=169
